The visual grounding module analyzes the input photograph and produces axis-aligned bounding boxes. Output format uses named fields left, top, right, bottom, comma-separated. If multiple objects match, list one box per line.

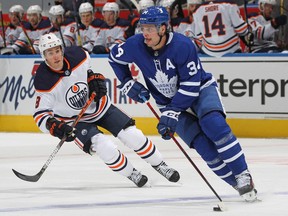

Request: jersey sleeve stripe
left=109, top=52, right=129, bottom=65
left=180, top=81, right=201, bottom=86
left=178, top=89, right=199, bottom=97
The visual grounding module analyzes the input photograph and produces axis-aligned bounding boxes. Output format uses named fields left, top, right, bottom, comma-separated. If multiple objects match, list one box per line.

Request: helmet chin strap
left=155, top=34, right=163, bottom=47
left=154, top=25, right=165, bottom=47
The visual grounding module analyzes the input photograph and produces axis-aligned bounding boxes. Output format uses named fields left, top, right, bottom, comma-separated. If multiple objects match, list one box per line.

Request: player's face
left=80, top=12, right=93, bottom=27
left=27, top=13, right=40, bottom=27
left=188, top=4, right=197, bottom=16
left=103, top=11, right=117, bottom=26
left=141, top=24, right=165, bottom=48
left=263, top=3, right=273, bottom=19
left=51, top=15, right=63, bottom=27
left=44, top=46, right=64, bottom=70
left=9, top=12, right=21, bottom=26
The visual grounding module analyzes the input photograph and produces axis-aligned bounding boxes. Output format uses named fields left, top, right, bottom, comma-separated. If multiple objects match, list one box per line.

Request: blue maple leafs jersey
left=109, top=32, right=216, bottom=111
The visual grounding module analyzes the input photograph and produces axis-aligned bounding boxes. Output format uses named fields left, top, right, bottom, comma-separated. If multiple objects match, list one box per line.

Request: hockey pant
left=175, top=85, right=249, bottom=187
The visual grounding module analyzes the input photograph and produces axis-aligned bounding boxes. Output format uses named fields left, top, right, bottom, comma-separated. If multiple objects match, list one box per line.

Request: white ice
left=0, top=132, right=287, bottom=216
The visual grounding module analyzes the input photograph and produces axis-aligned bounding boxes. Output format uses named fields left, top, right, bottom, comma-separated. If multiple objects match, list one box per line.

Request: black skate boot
left=236, top=170, right=257, bottom=202
left=153, top=161, right=180, bottom=182
left=128, top=168, right=148, bottom=187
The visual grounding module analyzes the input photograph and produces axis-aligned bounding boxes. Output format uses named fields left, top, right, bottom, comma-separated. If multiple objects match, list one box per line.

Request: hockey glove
left=240, top=31, right=254, bottom=47
left=120, top=79, right=150, bottom=103
left=92, top=45, right=109, bottom=54
left=0, top=47, right=17, bottom=55
left=271, top=15, right=287, bottom=29
left=87, top=69, right=107, bottom=102
left=46, top=118, right=77, bottom=142
left=157, top=110, right=180, bottom=140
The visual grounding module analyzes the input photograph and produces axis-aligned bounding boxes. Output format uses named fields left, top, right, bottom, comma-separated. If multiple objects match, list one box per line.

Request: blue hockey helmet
left=139, top=6, right=169, bottom=26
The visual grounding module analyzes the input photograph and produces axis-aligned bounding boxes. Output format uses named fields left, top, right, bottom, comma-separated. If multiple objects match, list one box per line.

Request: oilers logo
left=66, top=82, right=88, bottom=110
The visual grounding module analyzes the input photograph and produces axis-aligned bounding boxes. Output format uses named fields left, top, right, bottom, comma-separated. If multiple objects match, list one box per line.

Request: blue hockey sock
left=199, top=111, right=248, bottom=176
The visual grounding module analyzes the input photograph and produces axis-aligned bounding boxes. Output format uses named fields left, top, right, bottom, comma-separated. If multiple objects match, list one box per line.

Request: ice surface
left=0, top=133, right=287, bottom=216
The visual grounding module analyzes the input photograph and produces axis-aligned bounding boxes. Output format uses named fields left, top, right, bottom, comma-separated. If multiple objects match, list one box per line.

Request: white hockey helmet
left=139, top=0, right=154, bottom=11
left=102, top=2, right=119, bottom=19
left=9, top=5, right=24, bottom=17
left=49, top=5, right=65, bottom=16
left=159, top=0, right=175, bottom=8
left=187, top=0, right=202, bottom=5
left=102, top=2, right=120, bottom=13
left=258, top=0, right=277, bottom=11
left=39, top=33, right=63, bottom=60
left=79, top=2, right=94, bottom=14
left=27, top=5, right=42, bottom=15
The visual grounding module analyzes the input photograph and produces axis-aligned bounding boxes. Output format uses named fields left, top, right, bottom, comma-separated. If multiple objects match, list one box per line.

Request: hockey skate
left=236, top=170, right=257, bottom=202
left=128, top=168, right=148, bottom=187
left=153, top=161, right=180, bottom=182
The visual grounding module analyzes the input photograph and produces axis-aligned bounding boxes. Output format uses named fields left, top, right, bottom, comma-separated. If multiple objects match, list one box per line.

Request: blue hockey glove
left=120, top=79, right=150, bottom=103
left=157, top=110, right=180, bottom=140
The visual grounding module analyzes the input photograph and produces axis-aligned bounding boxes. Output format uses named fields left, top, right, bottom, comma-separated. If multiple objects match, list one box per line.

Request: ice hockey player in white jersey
left=92, top=2, right=130, bottom=54
left=33, top=33, right=180, bottom=187
left=176, top=0, right=202, bottom=40
left=1, top=5, right=51, bottom=55
left=193, top=0, right=254, bottom=57
left=248, top=0, right=287, bottom=53
left=2, top=5, right=26, bottom=47
left=48, top=5, right=76, bottom=48
left=109, top=6, right=257, bottom=201
left=66, top=2, right=104, bottom=53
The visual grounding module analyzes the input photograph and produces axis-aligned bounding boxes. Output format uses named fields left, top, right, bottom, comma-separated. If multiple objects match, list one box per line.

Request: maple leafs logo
left=149, top=69, right=178, bottom=98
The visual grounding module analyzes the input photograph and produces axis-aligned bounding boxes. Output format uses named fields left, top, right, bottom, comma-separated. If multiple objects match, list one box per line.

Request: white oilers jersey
left=193, top=1, right=248, bottom=57
left=248, top=14, right=278, bottom=52
left=5, top=24, right=24, bottom=46
left=176, top=16, right=195, bottom=40
left=12, top=19, right=52, bottom=52
left=33, top=46, right=111, bottom=133
left=94, top=18, right=130, bottom=49
left=68, top=19, right=104, bottom=52
left=49, top=19, right=76, bottom=47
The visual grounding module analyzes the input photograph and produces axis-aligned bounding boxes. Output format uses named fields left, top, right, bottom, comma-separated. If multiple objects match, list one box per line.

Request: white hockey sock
left=91, top=134, right=133, bottom=177
left=117, top=126, right=163, bottom=166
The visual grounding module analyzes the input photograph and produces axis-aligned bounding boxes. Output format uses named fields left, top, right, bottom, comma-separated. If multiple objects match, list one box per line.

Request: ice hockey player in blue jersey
left=33, top=32, right=180, bottom=187
left=108, top=6, right=257, bottom=202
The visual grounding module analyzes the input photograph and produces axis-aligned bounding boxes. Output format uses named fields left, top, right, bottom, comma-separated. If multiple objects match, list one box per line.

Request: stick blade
left=12, top=169, right=41, bottom=182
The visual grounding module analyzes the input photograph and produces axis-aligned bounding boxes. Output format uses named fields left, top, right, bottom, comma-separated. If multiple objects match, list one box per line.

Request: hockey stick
left=12, top=92, right=96, bottom=182
left=72, top=0, right=82, bottom=46
left=279, top=0, right=285, bottom=49
left=243, top=0, right=251, bottom=53
left=144, top=100, right=223, bottom=203
left=131, top=0, right=140, bottom=12
left=120, top=0, right=134, bottom=16
left=16, top=15, right=36, bottom=54
left=0, top=3, right=6, bottom=48
left=56, top=19, right=66, bottom=48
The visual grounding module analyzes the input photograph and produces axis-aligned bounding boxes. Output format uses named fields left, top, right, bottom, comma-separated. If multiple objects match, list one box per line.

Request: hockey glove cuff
left=157, top=110, right=180, bottom=140
left=87, top=69, right=107, bottom=102
left=46, top=118, right=77, bottom=142
left=240, top=31, right=254, bottom=47
left=120, top=79, right=150, bottom=103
